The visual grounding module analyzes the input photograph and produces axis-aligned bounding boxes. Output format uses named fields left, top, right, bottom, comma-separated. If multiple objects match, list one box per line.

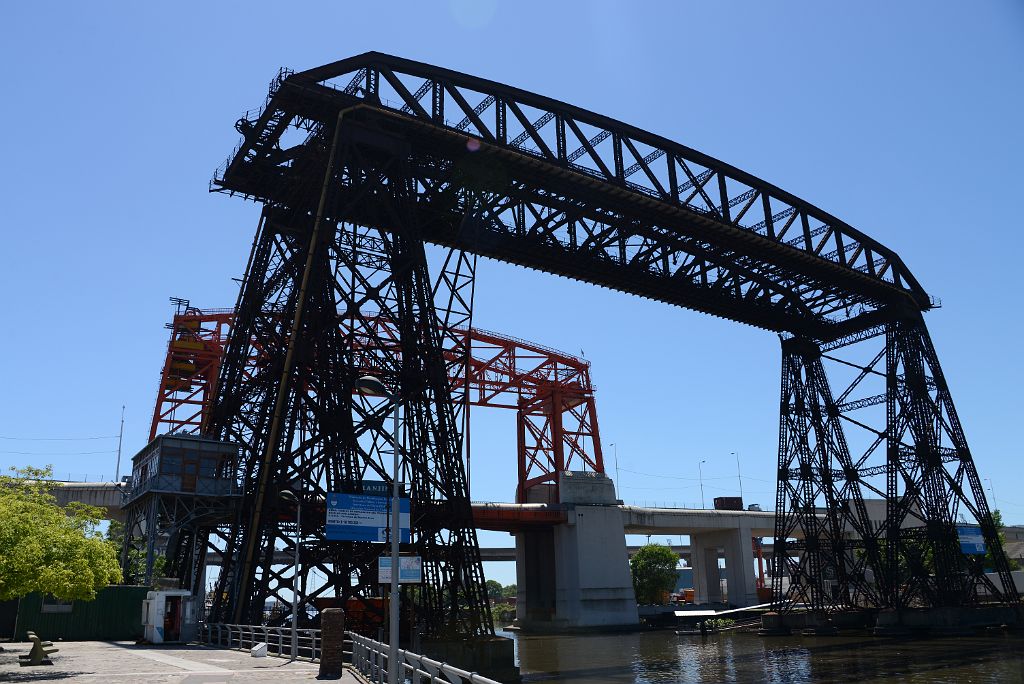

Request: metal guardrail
left=201, top=623, right=322, bottom=661
left=348, top=632, right=504, bottom=684
left=201, top=623, right=506, bottom=683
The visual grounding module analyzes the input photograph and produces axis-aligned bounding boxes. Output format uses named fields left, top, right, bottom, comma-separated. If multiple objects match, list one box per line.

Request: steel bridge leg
left=772, top=337, right=879, bottom=613
left=883, top=315, right=1018, bottom=607
left=773, top=317, right=1018, bottom=613
left=197, top=126, right=493, bottom=637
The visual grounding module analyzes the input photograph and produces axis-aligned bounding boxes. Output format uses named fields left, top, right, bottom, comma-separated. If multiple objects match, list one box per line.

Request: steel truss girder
left=773, top=320, right=1018, bottom=612
left=197, top=128, right=493, bottom=638
left=213, top=52, right=931, bottom=342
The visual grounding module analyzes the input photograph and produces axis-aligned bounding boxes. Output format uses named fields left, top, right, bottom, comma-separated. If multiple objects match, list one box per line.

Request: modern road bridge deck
left=202, top=544, right=777, bottom=566
left=621, top=505, right=777, bottom=537
left=52, top=482, right=784, bottom=537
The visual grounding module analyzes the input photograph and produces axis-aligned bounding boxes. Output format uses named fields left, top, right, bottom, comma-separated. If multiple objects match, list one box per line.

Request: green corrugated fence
left=11, top=586, right=150, bottom=641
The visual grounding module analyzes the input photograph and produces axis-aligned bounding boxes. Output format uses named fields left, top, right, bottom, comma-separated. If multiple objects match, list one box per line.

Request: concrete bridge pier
left=691, top=526, right=758, bottom=607
left=514, top=473, right=639, bottom=631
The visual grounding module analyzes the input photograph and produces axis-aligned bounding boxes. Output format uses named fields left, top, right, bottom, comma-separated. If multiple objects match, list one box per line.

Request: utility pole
left=698, top=459, right=707, bottom=509
left=986, top=478, right=998, bottom=512
left=356, top=375, right=402, bottom=684
left=115, top=405, right=125, bottom=481
left=610, top=442, right=620, bottom=495
left=388, top=399, right=401, bottom=684
left=732, top=451, right=743, bottom=503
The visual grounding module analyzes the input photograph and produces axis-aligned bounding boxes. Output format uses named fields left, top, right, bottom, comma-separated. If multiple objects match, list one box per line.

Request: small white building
left=142, top=589, right=197, bottom=643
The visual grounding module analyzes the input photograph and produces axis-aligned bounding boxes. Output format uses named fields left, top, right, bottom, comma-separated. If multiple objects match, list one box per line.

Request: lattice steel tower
left=202, top=117, right=491, bottom=636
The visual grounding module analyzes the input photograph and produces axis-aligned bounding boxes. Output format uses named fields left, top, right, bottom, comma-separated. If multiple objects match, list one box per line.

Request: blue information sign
left=325, top=482, right=410, bottom=543
left=957, top=525, right=987, bottom=555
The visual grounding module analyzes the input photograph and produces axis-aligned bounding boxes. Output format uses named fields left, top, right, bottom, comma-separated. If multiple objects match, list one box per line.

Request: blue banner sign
left=326, top=485, right=410, bottom=543
left=957, top=525, right=987, bottom=555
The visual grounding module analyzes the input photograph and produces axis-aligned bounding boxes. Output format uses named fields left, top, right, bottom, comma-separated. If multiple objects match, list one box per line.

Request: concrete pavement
left=0, top=641, right=358, bottom=682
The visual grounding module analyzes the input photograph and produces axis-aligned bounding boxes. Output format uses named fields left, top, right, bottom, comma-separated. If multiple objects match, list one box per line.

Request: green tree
left=629, top=543, right=679, bottom=605
left=485, top=579, right=504, bottom=602
left=106, top=519, right=164, bottom=584
left=986, top=510, right=1021, bottom=571
left=0, top=466, right=121, bottom=601
left=501, top=583, right=517, bottom=599
left=491, top=602, right=516, bottom=624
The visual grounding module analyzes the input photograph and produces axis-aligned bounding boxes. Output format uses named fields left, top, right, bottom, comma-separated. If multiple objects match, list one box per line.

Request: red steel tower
left=150, top=301, right=603, bottom=503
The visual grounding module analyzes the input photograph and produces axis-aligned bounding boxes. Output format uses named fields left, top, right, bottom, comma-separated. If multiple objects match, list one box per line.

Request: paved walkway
left=0, top=641, right=360, bottom=682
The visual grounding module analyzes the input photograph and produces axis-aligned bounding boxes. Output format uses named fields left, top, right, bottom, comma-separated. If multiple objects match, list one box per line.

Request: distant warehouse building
left=1003, top=525, right=1024, bottom=568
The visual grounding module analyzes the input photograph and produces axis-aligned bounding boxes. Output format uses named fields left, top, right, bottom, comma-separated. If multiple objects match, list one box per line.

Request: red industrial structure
left=150, top=300, right=603, bottom=503
left=148, top=299, right=233, bottom=442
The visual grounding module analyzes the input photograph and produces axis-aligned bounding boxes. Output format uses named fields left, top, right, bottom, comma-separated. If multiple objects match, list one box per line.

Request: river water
left=502, top=629, right=1024, bottom=683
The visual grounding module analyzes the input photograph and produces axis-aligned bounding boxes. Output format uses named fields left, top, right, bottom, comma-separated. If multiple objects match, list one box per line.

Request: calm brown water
left=502, top=630, right=1024, bottom=683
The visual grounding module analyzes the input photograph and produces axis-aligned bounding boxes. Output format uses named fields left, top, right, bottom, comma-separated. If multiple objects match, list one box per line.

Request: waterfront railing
left=348, top=631, right=505, bottom=684
left=201, top=623, right=506, bottom=683
left=200, top=623, right=322, bottom=661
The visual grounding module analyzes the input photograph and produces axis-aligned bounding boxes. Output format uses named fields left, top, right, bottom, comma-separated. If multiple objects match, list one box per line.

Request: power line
left=618, top=466, right=776, bottom=485
left=618, top=466, right=735, bottom=481
left=621, top=485, right=698, bottom=491
left=0, top=449, right=119, bottom=455
left=0, top=435, right=119, bottom=441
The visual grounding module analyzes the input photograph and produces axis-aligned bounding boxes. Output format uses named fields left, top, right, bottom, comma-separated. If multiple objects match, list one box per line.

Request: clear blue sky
left=3, top=2, right=1023, bottom=585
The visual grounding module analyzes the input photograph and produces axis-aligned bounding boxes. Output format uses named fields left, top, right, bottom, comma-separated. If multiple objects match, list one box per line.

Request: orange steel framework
left=148, top=299, right=234, bottom=441
left=150, top=301, right=603, bottom=502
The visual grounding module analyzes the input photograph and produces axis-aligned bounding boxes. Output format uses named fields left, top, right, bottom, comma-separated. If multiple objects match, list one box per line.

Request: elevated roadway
left=51, top=481, right=126, bottom=521
left=58, top=479, right=781, bottom=619
left=201, top=543, right=776, bottom=566
left=57, top=482, right=785, bottom=540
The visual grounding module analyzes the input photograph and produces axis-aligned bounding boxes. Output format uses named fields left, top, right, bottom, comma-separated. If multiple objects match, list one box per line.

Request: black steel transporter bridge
left=138, top=52, right=1016, bottom=638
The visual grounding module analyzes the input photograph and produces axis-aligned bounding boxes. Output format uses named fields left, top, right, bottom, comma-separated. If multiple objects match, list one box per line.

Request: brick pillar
left=318, top=608, right=345, bottom=679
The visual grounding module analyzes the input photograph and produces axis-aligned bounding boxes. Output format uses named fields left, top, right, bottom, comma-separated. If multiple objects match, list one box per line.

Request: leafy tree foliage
left=629, top=543, right=680, bottom=605
left=482, top=580, right=519, bottom=602
left=491, top=602, right=516, bottom=623
left=106, top=519, right=165, bottom=583
left=0, top=466, right=121, bottom=601
left=485, top=579, right=504, bottom=602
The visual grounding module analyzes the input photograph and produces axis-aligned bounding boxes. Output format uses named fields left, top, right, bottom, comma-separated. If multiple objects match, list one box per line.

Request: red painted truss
left=149, top=299, right=233, bottom=441
left=150, top=302, right=604, bottom=502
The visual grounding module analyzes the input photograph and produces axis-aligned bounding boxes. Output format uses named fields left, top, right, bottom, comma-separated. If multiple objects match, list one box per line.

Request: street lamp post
left=698, top=459, right=707, bottom=509
left=278, top=489, right=301, bottom=660
left=357, top=375, right=401, bottom=684
left=986, top=478, right=998, bottom=512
